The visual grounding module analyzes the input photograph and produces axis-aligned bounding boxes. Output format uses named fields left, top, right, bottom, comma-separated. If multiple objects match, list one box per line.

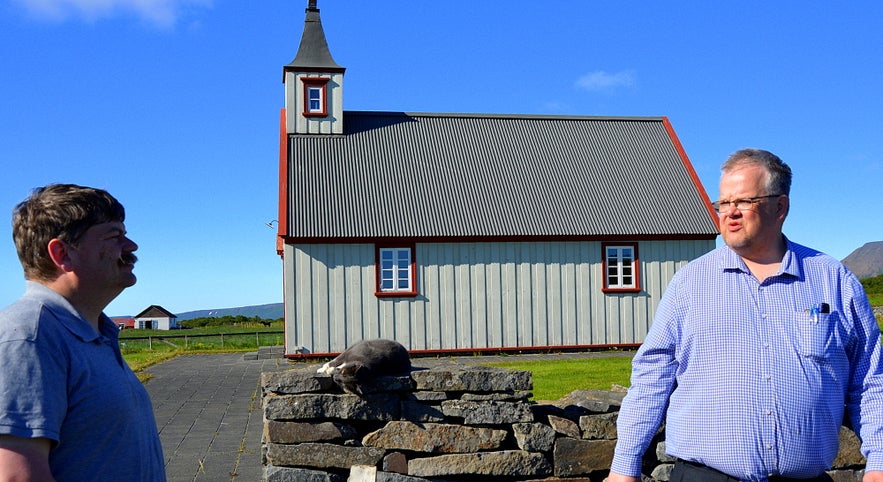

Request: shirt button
left=766, top=444, right=772, bottom=450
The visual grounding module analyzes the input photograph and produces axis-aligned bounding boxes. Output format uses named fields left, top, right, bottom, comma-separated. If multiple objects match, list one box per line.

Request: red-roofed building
left=111, top=317, right=135, bottom=330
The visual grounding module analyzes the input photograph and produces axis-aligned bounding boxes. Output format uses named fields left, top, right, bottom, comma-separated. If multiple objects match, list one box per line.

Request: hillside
left=175, top=303, right=283, bottom=321
left=842, top=241, right=883, bottom=279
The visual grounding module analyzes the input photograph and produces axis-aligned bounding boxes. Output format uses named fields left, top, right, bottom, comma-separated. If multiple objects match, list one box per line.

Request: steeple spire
left=285, top=0, right=344, bottom=74
left=282, top=0, right=345, bottom=135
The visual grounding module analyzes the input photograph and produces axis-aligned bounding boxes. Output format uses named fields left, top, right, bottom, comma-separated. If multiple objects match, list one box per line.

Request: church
left=274, top=1, right=718, bottom=357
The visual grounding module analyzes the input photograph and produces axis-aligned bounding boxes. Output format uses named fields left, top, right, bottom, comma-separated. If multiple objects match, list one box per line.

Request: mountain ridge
left=842, top=241, right=883, bottom=279
left=174, top=303, right=283, bottom=321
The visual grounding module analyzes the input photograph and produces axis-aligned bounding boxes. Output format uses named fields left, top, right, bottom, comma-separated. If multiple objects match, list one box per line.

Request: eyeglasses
left=711, top=194, right=782, bottom=214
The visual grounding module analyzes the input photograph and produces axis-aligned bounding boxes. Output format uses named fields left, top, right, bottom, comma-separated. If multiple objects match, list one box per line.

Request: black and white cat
left=317, top=339, right=411, bottom=395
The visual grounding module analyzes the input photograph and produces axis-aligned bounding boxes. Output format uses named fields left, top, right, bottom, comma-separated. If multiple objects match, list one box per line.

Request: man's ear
left=777, top=195, right=790, bottom=220
left=47, top=239, right=74, bottom=273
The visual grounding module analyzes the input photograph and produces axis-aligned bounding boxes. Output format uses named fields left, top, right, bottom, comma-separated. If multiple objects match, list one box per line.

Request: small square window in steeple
left=301, top=77, right=330, bottom=117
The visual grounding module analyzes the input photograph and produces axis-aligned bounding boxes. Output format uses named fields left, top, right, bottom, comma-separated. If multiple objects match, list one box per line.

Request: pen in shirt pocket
left=807, top=303, right=830, bottom=323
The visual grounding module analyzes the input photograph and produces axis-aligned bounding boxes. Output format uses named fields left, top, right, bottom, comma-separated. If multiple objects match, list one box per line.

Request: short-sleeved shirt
left=0, top=282, right=165, bottom=481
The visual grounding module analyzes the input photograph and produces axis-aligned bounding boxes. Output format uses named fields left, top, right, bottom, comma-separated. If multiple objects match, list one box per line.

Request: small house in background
left=134, top=305, right=179, bottom=330
left=111, top=317, right=135, bottom=330
left=275, top=1, right=720, bottom=357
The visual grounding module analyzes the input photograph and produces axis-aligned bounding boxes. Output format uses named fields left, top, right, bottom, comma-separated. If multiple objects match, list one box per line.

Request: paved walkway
left=143, top=353, right=291, bottom=482
left=143, top=350, right=634, bottom=481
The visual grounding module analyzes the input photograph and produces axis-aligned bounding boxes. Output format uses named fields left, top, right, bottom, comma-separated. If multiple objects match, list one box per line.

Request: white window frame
left=603, top=243, right=640, bottom=292
left=376, top=246, right=416, bottom=296
left=307, top=86, right=323, bottom=113
left=300, top=77, right=329, bottom=117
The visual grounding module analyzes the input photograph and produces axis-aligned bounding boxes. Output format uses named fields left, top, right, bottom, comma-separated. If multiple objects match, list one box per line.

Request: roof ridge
left=343, top=110, right=665, bottom=122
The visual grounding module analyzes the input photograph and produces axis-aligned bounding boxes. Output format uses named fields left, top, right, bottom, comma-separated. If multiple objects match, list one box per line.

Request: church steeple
left=283, top=0, right=345, bottom=134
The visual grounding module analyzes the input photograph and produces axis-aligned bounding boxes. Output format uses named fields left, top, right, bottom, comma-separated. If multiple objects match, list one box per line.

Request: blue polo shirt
left=0, top=282, right=165, bottom=481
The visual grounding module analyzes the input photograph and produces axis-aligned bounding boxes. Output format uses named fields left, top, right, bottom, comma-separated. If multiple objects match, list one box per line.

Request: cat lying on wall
left=317, top=339, right=412, bottom=396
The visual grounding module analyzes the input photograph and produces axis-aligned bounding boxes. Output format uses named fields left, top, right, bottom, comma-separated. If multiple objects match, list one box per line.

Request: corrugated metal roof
left=286, top=112, right=718, bottom=240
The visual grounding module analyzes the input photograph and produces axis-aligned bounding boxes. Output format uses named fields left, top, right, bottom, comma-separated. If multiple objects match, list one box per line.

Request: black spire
left=285, top=0, right=344, bottom=73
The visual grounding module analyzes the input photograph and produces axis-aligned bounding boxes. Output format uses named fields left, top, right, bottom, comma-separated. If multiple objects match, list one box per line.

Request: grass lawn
left=484, top=355, right=634, bottom=401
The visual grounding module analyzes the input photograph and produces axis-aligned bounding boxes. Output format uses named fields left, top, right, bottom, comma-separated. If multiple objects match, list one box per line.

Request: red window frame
left=301, top=77, right=329, bottom=117
left=601, top=242, right=641, bottom=293
left=374, top=244, right=418, bottom=298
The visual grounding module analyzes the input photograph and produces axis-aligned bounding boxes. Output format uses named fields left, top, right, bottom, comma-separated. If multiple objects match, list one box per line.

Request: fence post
left=256, top=332, right=260, bottom=348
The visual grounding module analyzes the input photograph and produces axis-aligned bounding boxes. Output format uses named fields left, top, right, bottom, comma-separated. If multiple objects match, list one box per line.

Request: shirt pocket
left=794, top=310, right=833, bottom=359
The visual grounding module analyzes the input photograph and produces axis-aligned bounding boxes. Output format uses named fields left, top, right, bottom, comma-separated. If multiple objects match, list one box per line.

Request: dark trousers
left=671, top=459, right=834, bottom=482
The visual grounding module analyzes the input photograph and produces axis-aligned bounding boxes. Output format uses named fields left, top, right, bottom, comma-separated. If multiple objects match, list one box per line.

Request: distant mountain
left=842, top=241, right=883, bottom=279
left=175, top=303, right=283, bottom=321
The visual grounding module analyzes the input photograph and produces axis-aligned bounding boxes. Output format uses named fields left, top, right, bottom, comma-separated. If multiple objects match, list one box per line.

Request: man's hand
left=606, top=471, right=641, bottom=482
left=865, top=470, right=883, bottom=482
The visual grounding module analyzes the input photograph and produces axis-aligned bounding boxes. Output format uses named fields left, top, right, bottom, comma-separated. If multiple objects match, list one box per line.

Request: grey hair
left=722, top=148, right=792, bottom=196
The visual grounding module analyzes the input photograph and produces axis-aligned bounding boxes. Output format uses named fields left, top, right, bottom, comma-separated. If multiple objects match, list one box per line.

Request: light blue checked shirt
left=612, top=239, right=883, bottom=481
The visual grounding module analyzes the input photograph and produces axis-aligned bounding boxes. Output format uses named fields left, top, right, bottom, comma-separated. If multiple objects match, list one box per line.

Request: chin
left=121, top=274, right=137, bottom=287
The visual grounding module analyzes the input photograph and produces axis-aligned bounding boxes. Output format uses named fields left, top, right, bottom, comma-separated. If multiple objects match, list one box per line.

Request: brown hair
left=12, top=184, right=126, bottom=281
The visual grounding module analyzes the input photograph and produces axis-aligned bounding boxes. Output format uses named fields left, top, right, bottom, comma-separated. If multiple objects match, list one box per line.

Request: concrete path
left=143, top=353, right=290, bottom=482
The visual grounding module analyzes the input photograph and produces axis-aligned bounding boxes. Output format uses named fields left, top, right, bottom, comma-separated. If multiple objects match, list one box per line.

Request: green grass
left=119, top=330, right=283, bottom=353
left=869, top=294, right=883, bottom=307
left=484, top=355, right=634, bottom=401
left=120, top=326, right=284, bottom=381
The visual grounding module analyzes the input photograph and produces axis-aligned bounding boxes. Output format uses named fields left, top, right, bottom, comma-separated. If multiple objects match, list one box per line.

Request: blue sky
left=1, top=0, right=881, bottom=316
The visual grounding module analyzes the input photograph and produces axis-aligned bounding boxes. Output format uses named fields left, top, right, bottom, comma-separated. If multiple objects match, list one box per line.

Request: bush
left=862, top=274, right=883, bottom=295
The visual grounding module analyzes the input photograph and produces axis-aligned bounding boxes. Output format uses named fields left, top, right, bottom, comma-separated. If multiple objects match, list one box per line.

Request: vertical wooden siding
left=283, top=240, right=714, bottom=355
left=284, top=72, right=344, bottom=135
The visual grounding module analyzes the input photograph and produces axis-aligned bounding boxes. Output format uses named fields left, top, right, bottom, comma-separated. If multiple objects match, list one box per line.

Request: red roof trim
left=662, top=116, right=719, bottom=231
left=277, top=108, right=289, bottom=256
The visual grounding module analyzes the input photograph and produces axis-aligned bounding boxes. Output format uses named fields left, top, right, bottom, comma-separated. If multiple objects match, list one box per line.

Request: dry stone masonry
left=261, top=363, right=869, bottom=481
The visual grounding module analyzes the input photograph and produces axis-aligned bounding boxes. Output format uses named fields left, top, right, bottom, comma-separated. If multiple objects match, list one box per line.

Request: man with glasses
left=609, top=149, right=883, bottom=482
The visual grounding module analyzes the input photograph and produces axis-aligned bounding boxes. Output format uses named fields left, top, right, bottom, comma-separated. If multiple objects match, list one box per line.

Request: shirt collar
left=24, top=281, right=115, bottom=342
left=778, top=237, right=802, bottom=279
left=717, top=235, right=800, bottom=280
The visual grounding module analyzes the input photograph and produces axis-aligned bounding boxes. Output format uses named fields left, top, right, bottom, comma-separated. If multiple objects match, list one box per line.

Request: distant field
left=118, top=324, right=282, bottom=338
left=119, top=326, right=283, bottom=359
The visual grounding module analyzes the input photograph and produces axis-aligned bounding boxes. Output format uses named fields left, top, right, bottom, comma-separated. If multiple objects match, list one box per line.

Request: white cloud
left=14, top=0, right=212, bottom=27
left=574, top=70, right=637, bottom=92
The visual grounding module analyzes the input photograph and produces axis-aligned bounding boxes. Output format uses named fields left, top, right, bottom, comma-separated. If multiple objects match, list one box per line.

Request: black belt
left=674, top=459, right=833, bottom=482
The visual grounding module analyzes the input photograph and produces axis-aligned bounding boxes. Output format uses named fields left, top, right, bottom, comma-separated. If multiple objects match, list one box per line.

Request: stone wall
left=261, top=363, right=868, bottom=482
